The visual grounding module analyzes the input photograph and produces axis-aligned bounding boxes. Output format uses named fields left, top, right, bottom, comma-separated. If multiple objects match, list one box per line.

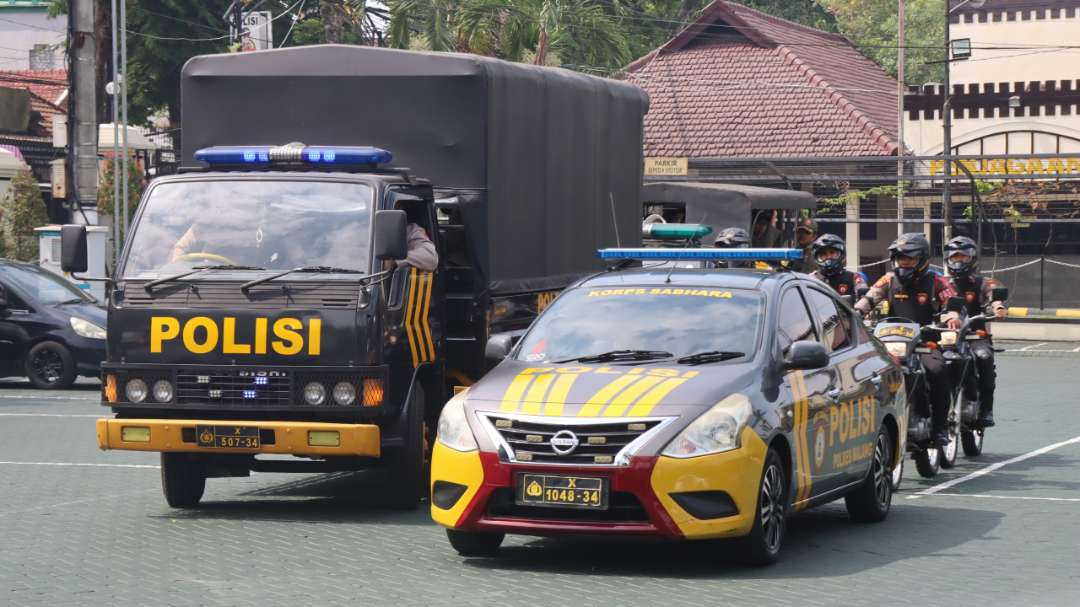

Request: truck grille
left=482, top=414, right=669, bottom=466
left=176, top=371, right=292, bottom=406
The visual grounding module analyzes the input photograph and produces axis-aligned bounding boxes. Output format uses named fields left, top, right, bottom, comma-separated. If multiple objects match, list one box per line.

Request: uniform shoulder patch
left=872, top=273, right=892, bottom=289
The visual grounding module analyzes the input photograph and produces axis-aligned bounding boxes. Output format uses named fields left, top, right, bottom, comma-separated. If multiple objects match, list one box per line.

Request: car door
left=0, top=277, right=32, bottom=369
left=775, top=286, right=834, bottom=508
left=805, top=286, right=888, bottom=487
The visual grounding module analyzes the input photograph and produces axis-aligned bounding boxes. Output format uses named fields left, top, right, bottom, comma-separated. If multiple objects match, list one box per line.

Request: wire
left=279, top=0, right=309, bottom=47
left=129, top=6, right=227, bottom=34
left=123, top=0, right=305, bottom=44
left=0, top=15, right=65, bottom=33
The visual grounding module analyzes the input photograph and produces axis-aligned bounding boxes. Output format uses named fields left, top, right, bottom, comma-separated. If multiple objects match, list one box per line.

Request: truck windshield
left=122, top=180, right=374, bottom=278
left=515, top=286, right=763, bottom=363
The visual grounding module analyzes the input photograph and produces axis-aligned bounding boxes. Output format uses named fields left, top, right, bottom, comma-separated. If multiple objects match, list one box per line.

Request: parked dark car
left=0, top=260, right=106, bottom=389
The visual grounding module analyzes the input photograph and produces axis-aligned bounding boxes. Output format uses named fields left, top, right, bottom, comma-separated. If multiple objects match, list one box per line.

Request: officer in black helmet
left=944, top=235, right=1007, bottom=427
left=713, top=227, right=756, bottom=269
left=809, top=234, right=866, bottom=299
left=856, top=233, right=960, bottom=446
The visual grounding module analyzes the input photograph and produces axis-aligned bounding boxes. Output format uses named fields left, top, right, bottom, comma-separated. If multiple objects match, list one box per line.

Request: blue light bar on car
left=598, top=248, right=804, bottom=261
left=194, top=145, right=393, bottom=166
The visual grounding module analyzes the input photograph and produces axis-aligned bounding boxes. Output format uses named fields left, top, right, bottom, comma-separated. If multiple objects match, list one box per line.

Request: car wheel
left=161, top=453, right=206, bottom=508
left=445, top=528, right=504, bottom=556
left=961, top=428, right=984, bottom=456
left=914, top=445, right=940, bottom=478
left=25, top=341, right=77, bottom=389
left=845, top=426, right=893, bottom=523
left=381, top=385, right=425, bottom=510
left=739, top=448, right=787, bottom=566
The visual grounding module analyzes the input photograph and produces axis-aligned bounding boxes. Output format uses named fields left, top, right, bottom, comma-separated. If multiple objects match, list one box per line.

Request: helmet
left=944, top=235, right=978, bottom=277
left=714, top=227, right=751, bottom=248
left=811, top=233, right=846, bottom=276
left=888, top=233, right=931, bottom=286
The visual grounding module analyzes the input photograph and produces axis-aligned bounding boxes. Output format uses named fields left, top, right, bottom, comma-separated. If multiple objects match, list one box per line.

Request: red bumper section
left=454, top=452, right=684, bottom=538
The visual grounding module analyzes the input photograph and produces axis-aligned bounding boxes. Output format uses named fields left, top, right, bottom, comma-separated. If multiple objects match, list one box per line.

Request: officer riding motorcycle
left=713, top=227, right=757, bottom=269
left=943, top=235, right=1008, bottom=428
left=856, top=233, right=960, bottom=446
left=809, top=234, right=866, bottom=300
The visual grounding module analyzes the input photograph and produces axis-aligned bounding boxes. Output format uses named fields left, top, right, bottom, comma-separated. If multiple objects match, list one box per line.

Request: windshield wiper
left=56, top=298, right=86, bottom=305
left=675, top=350, right=746, bottom=365
left=240, top=266, right=368, bottom=292
left=143, top=264, right=265, bottom=292
left=555, top=349, right=674, bottom=364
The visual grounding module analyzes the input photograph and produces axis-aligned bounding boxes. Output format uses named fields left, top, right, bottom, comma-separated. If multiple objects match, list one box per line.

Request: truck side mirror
left=946, top=296, right=965, bottom=313
left=61, top=224, right=89, bottom=274
left=373, top=210, right=408, bottom=261
left=784, top=341, right=828, bottom=371
left=991, top=287, right=1008, bottom=302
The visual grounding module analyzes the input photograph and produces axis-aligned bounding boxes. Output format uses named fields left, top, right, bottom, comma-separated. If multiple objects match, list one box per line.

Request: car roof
left=152, top=171, right=410, bottom=186
left=574, top=267, right=806, bottom=293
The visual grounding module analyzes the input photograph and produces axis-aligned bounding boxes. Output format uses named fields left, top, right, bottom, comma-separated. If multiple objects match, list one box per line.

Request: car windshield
left=515, top=286, right=763, bottom=363
left=2, top=264, right=95, bottom=305
left=121, top=179, right=374, bottom=278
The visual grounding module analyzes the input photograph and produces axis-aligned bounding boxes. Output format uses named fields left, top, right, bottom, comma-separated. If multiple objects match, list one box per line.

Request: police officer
left=855, top=233, right=960, bottom=446
left=713, top=227, right=755, bottom=268
left=788, top=217, right=819, bottom=273
left=944, top=236, right=1007, bottom=427
left=809, top=234, right=866, bottom=299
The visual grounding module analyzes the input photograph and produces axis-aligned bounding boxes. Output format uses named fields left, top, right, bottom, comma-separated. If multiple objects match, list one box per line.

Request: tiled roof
left=0, top=69, right=67, bottom=136
left=625, top=1, right=899, bottom=158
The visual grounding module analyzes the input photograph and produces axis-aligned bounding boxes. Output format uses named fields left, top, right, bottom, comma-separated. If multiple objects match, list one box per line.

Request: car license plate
left=516, top=473, right=608, bottom=509
left=196, top=425, right=260, bottom=449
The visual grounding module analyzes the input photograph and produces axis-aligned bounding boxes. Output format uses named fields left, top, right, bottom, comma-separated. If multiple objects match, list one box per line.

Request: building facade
left=0, top=1, right=65, bottom=71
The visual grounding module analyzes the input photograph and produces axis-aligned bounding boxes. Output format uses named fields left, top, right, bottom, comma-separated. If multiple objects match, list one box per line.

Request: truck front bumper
left=96, top=418, right=381, bottom=458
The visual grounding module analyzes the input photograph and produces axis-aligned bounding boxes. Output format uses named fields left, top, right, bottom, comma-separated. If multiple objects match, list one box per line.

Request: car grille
left=482, top=414, right=668, bottom=466
left=176, top=371, right=292, bottom=406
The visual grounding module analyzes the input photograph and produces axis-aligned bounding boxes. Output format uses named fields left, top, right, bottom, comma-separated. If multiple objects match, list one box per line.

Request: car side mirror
left=485, top=332, right=523, bottom=367
left=946, top=296, right=965, bottom=313
left=784, top=340, right=829, bottom=370
left=991, top=287, right=1008, bottom=302
left=373, top=210, right=408, bottom=261
left=61, top=224, right=89, bottom=273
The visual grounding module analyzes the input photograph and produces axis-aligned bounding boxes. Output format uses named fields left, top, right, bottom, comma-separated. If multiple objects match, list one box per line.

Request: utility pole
left=68, top=0, right=98, bottom=225
left=942, top=0, right=954, bottom=244
left=896, top=0, right=906, bottom=239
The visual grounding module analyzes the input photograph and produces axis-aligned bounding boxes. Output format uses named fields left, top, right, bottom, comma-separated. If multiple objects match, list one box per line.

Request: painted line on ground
left=908, top=434, right=1080, bottom=499
left=0, top=461, right=158, bottom=469
left=928, top=493, right=1080, bottom=503
left=1018, top=342, right=1048, bottom=351
left=0, top=394, right=98, bottom=401
left=0, top=413, right=100, bottom=418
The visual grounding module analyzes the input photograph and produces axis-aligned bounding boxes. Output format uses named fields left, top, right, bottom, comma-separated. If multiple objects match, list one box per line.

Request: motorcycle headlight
left=70, top=317, right=106, bottom=339
left=661, top=393, right=752, bottom=458
left=884, top=342, right=908, bottom=359
left=436, top=389, right=477, bottom=452
left=939, top=330, right=958, bottom=346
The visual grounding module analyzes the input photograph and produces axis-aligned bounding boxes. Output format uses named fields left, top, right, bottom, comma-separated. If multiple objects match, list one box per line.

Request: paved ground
left=1, top=351, right=1079, bottom=606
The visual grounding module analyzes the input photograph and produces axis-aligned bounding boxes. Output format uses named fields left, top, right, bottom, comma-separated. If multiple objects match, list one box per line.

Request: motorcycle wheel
left=962, top=428, right=985, bottom=456
left=939, top=397, right=961, bottom=469
left=914, top=446, right=940, bottom=478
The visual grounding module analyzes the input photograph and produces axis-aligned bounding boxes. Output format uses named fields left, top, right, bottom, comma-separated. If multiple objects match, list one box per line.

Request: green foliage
left=96, top=154, right=144, bottom=221
left=0, top=171, right=50, bottom=262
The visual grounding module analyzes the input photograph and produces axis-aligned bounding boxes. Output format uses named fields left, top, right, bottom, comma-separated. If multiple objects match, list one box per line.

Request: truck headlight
left=70, top=317, right=106, bottom=339
left=661, top=393, right=752, bottom=458
left=436, top=389, right=477, bottom=452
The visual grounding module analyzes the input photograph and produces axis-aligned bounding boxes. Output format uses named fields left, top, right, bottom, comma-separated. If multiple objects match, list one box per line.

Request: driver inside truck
left=393, top=199, right=438, bottom=273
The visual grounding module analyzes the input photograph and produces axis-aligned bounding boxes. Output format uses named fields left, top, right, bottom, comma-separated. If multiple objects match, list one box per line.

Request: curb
left=1006, top=307, right=1080, bottom=322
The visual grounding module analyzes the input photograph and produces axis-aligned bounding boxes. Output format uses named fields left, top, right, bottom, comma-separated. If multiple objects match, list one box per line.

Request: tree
left=0, top=171, right=50, bottom=262
left=96, top=153, right=145, bottom=244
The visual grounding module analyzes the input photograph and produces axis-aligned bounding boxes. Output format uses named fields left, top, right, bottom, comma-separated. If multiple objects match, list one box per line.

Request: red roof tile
left=0, top=70, right=67, bottom=136
left=625, top=1, right=898, bottom=158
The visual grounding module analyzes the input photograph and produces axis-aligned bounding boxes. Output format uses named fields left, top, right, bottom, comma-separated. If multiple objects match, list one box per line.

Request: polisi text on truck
left=150, top=316, right=322, bottom=356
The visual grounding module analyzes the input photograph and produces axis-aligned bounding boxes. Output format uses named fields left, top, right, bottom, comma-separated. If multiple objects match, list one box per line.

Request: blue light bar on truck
left=194, top=145, right=393, bottom=166
left=598, top=248, right=804, bottom=261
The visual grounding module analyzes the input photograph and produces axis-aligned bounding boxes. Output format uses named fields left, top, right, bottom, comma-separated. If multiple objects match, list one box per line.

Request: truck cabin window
left=121, top=180, right=374, bottom=278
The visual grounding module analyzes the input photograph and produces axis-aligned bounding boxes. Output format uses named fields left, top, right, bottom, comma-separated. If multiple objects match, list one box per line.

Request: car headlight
left=884, top=342, right=908, bottom=359
left=70, top=317, right=106, bottom=339
left=436, top=389, right=477, bottom=452
left=661, top=393, right=752, bottom=458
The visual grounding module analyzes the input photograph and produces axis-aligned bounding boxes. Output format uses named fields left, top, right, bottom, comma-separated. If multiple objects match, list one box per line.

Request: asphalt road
left=1, top=349, right=1078, bottom=606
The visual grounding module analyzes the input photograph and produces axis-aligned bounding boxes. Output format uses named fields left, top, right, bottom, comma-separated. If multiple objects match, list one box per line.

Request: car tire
left=845, top=426, right=893, bottom=523
left=161, top=453, right=206, bottom=508
left=25, top=341, right=77, bottom=390
left=382, top=385, right=425, bottom=510
left=961, top=429, right=984, bottom=456
left=445, top=528, right=504, bottom=556
left=739, top=448, right=787, bottom=566
left=914, top=445, right=940, bottom=478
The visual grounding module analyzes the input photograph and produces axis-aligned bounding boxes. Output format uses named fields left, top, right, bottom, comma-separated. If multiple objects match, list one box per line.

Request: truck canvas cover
left=181, top=45, right=648, bottom=294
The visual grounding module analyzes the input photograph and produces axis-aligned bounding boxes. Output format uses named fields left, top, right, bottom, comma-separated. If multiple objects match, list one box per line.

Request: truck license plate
left=516, top=473, right=607, bottom=509
left=196, top=425, right=260, bottom=449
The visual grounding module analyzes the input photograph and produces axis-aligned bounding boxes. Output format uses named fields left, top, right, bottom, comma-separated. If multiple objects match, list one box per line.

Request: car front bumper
left=430, top=427, right=767, bottom=540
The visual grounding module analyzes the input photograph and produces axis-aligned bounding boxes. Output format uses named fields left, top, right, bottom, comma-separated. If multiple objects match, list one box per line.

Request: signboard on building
left=928, top=157, right=1080, bottom=177
left=644, top=157, right=688, bottom=177
left=239, top=11, right=272, bottom=52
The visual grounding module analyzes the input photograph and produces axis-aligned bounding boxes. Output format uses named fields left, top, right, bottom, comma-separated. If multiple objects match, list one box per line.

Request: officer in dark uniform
left=809, top=234, right=866, bottom=299
left=855, top=233, right=960, bottom=446
left=944, top=236, right=1007, bottom=427
left=713, top=227, right=756, bottom=269
left=788, top=217, right=819, bottom=273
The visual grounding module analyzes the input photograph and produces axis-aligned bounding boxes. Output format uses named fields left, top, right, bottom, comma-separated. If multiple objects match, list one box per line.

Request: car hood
left=61, top=302, right=107, bottom=326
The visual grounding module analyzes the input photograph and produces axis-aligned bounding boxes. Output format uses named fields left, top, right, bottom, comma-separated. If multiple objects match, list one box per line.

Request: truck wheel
left=161, top=453, right=206, bottom=508
left=382, top=385, right=425, bottom=510
left=739, top=448, right=787, bottom=566
left=445, top=528, right=504, bottom=557
left=914, top=446, right=940, bottom=478
left=845, top=426, right=893, bottom=523
left=25, top=341, right=76, bottom=390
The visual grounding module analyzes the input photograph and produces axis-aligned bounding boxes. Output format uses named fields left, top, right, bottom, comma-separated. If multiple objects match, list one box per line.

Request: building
left=0, top=0, right=65, bottom=71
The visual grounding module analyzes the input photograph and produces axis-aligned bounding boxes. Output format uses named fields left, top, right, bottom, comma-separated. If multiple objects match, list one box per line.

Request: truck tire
left=25, top=341, right=76, bottom=390
left=382, top=385, right=425, bottom=510
left=739, top=448, right=787, bottom=566
left=446, top=529, right=504, bottom=557
left=844, top=426, right=893, bottom=523
left=161, top=453, right=206, bottom=508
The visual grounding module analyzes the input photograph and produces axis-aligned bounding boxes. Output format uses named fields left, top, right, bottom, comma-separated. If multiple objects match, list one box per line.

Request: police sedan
left=431, top=248, right=906, bottom=565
